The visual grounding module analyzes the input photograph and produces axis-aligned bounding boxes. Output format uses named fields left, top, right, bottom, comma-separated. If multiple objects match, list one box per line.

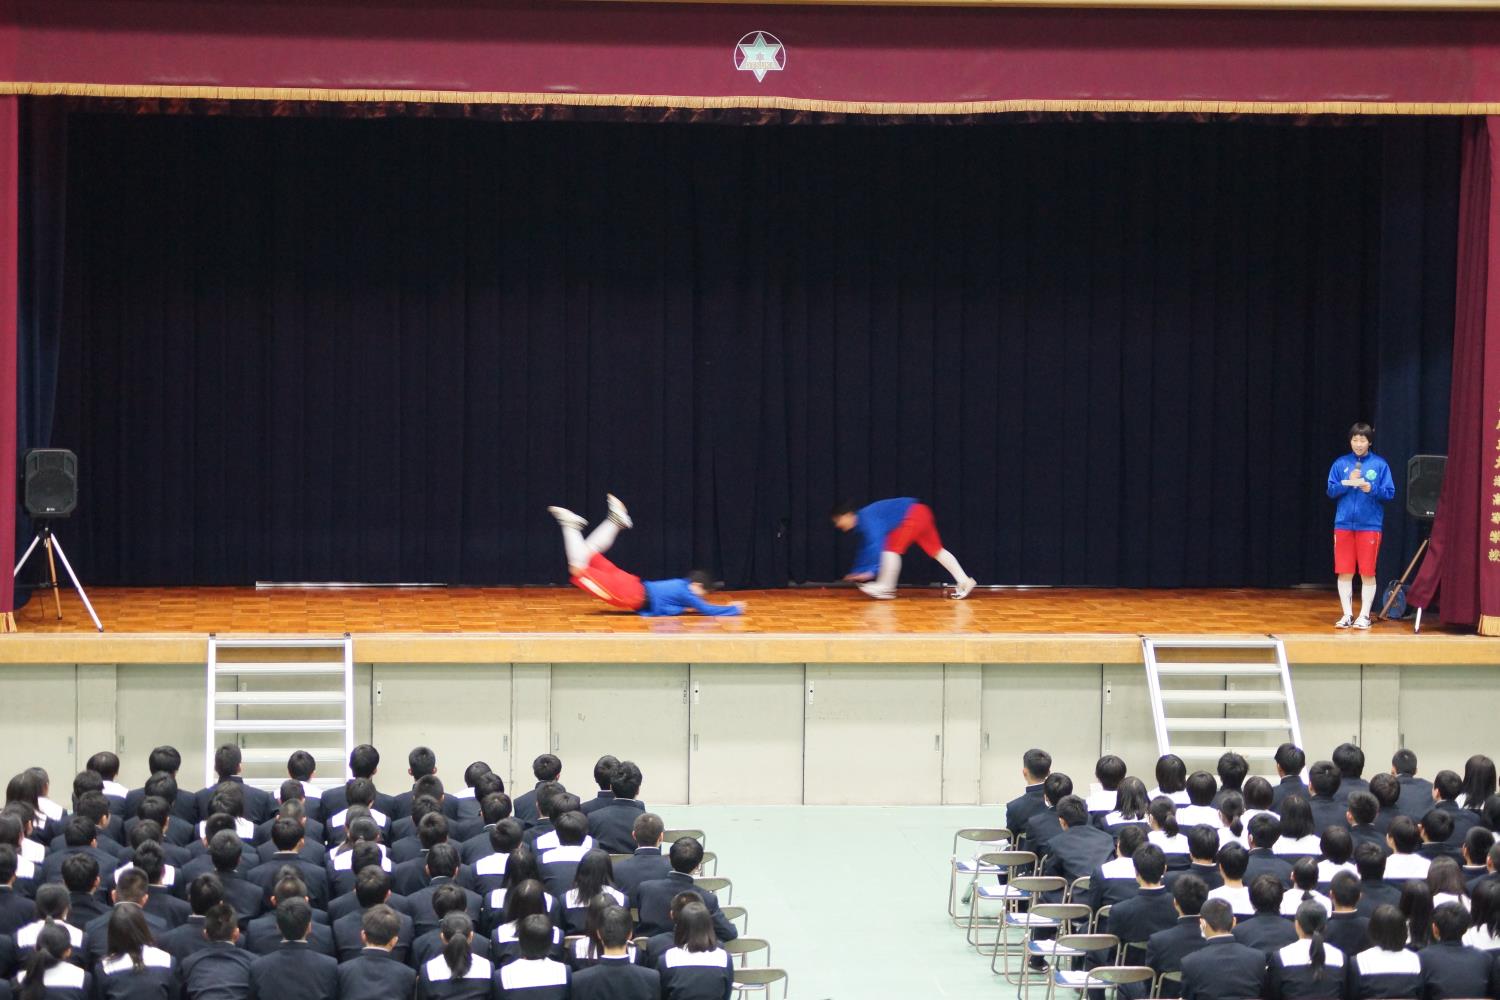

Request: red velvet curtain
left=1409, top=116, right=1500, bottom=634
left=0, top=96, right=17, bottom=625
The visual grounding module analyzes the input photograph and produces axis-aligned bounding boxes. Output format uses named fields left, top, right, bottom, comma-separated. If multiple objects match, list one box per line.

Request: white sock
left=1337, top=575, right=1354, bottom=617
left=935, top=548, right=969, bottom=586
left=875, top=551, right=901, bottom=592
left=585, top=520, right=620, bottom=556
left=562, top=526, right=592, bottom=571
left=1359, top=578, right=1376, bottom=619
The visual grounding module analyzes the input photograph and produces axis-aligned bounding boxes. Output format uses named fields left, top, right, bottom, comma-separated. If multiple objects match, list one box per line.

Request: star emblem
left=735, top=31, right=786, bottom=83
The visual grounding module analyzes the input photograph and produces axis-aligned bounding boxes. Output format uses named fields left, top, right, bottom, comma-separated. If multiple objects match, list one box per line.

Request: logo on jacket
left=735, top=31, right=786, bottom=83
left=1365, top=469, right=1377, bottom=481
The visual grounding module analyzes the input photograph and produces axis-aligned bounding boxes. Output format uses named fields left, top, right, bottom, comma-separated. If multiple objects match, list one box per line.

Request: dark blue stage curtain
left=42, top=114, right=1457, bottom=589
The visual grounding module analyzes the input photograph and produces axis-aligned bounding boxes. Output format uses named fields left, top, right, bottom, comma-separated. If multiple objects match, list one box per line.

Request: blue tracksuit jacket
left=1326, top=452, right=1395, bottom=531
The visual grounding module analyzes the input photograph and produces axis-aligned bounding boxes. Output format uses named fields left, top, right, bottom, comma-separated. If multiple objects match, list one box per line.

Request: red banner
left=0, top=95, right=16, bottom=628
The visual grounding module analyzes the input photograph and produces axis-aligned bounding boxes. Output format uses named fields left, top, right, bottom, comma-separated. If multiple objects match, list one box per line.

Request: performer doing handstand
left=831, top=497, right=977, bottom=600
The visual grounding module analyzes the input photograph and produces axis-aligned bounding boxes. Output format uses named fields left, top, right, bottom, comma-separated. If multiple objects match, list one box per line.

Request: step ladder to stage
left=205, top=636, right=355, bottom=791
left=1142, top=637, right=1302, bottom=765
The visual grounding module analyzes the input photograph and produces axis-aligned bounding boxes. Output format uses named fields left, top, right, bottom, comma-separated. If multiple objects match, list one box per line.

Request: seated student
left=1316, top=827, right=1357, bottom=887
left=1352, top=844, right=1402, bottom=918
left=408, top=845, right=481, bottom=938
left=94, top=902, right=177, bottom=1000
left=199, top=832, right=262, bottom=925
left=196, top=746, right=273, bottom=828
left=1426, top=858, right=1471, bottom=913
left=655, top=902, right=731, bottom=1000
left=417, top=912, right=494, bottom=1000
left=1150, top=755, right=1190, bottom=807
left=1143, top=875, right=1210, bottom=1000
left=123, top=748, right=197, bottom=830
left=1274, top=797, right=1324, bottom=858
left=634, top=839, right=735, bottom=942
left=1166, top=826, right=1225, bottom=892
left=392, top=779, right=454, bottom=844
left=1461, top=878, right=1500, bottom=950
left=518, top=788, right=568, bottom=852
left=66, top=776, right=124, bottom=848
left=1470, top=842, right=1500, bottom=897
left=1267, top=900, right=1346, bottom=1000
left=1430, top=770, right=1482, bottom=845
left=1382, top=816, right=1430, bottom=885
left=392, top=812, right=460, bottom=892
left=512, top=757, right=563, bottom=829
left=391, top=747, right=440, bottom=822
left=337, top=905, right=417, bottom=1000
left=1245, top=814, right=1294, bottom=887
left=566, top=895, right=633, bottom=971
left=9, top=769, right=66, bottom=845
left=452, top=764, right=500, bottom=826
left=571, top=904, right=658, bottom=1000
left=40, top=817, right=115, bottom=890
left=1232, top=876, right=1298, bottom=955
left=1104, top=845, right=1177, bottom=965
left=14, top=921, right=89, bottom=999
left=490, top=881, right=564, bottom=967
left=612, top=814, right=670, bottom=904
left=0, top=845, right=38, bottom=935
left=530, top=799, right=591, bottom=858
left=480, top=850, right=558, bottom=938
left=0, top=805, right=45, bottom=870
left=1242, top=776, right=1278, bottom=831
left=16, top=885, right=86, bottom=960
left=1366, top=775, right=1402, bottom=835
left=472, top=820, right=525, bottom=894
left=319, top=746, right=397, bottom=825
left=537, top=813, right=595, bottom=899
left=1306, top=762, right=1349, bottom=834
left=191, top=789, right=256, bottom=848
left=248, top=897, right=338, bottom=1000
left=1178, top=772, right=1221, bottom=829
left=1458, top=754, right=1496, bottom=811
left=1418, top=811, right=1463, bottom=865
left=1418, top=902, right=1491, bottom=999
left=255, top=788, right=325, bottom=860
left=275, top=751, right=326, bottom=825
left=1280, top=858, right=1332, bottom=919
left=1005, top=749, right=1052, bottom=844
left=244, top=876, right=334, bottom=957
left=586, top=763, right=646, bottom=856
left=1348, top=905, right=1423, bottom=999
left=1272, top=744, right=1311, bottom=812
left=1461, top=827, right=1494, bottom=884
left=1332, top=743, right=1370, bottom=804
left=1324, top=871, right=1369, bottom=957
left=414, top=885, right=497, bottom=971
left=326, top=780, right=392, bottom=846
left=1041, top=795, right=1114, bottom=887
left=128, top=800, right=192, bottom=864
left=78, top=869, right=169, bottom=969
left=461, top=797, right=517, bottom=866
left=1214, top=753, right=1249, bottom=809
left=1180, top=898, right=1266, bottom=1000
left=1207, top=843, right=1254, bottom=918
left=335, top=867, right=416, bottom=963
left=1099, top=778, right=1152, bottom=837
left=1147, top=799, right=1189, bottom=870
left=328, top=818, right=390, bottom=900
left=1345, top=793, right=1389, bottom=856
left=495, top=914, right=570, bottom=1000
left=635, top=892, right=696, bottom=972
left=60, top=854, right=109, bottom=930
left=180, top=902, right=253, bottom=1000
left=158, top=875, right=232, bottom=961
left=1085, top=755, right=1127, bottom=817
left=580, top=757, right=620, bottom=817
left=1399, top=880, right=1434, bottom=950
left=560, top=852, right=626, bottom=936
left=248, top=819, right=329, bottom=910
left=1087, top=826, right=1149, bottom=921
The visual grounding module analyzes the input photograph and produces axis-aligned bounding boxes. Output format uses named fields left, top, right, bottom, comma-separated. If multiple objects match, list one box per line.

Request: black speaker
left=1406, top=454, right=1446, bottom=521
left=23, top=449, right=78, bottom=518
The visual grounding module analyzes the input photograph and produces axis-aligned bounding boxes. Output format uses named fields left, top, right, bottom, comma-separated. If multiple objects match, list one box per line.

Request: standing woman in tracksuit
left=1325, top=422, right=1395, bottom=630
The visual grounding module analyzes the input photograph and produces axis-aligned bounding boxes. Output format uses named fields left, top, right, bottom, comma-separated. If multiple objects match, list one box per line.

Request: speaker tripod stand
left=12, top=522, right=103, bottom=631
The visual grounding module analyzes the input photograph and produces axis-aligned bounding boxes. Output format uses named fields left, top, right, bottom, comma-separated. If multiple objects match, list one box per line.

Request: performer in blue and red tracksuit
left=831, top=497, right=976, bottom=600
left=1325, top=422, right=1395, bottom=630
left=548, top=495, right=744, bottom=618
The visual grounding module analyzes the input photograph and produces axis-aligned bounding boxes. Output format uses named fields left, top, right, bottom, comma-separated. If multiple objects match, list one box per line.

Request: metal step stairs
left=206, top=635, right=354, bottom=791
left=1142, top=637, right=1302, bottom=764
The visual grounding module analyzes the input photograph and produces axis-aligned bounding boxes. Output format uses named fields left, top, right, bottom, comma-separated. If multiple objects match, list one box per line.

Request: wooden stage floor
left=0, top=585, right=1488, bottom=666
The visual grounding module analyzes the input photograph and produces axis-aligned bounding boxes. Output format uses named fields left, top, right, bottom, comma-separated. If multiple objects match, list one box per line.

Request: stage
left=0, top=584, right=1487, bottom=666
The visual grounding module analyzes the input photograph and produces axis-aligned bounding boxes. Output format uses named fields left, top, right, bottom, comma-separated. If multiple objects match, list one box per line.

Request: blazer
left=1394, top=776, right=1433, bottom=820
left=92, top=945, right=178, bottom=1000
left=1023, top=809, right=1063, bottom=860
left=409, top=929, right=495, bottom=972
left=494, top=956, right=570, bottom=1000
left=613, top=849, right=671, bottom=905
left=634, top=872, right=736, bottom=941
left=336, top=949, right=418, bottom=1000
left=1232, top=912, right=1298, bottom=955
left=1106, top=887, right=1179, bottom=962
left=248, top=941, right=339, bottom=1000
left=1348, top=946, right=1423, bottom=999
left=1266, top=937, right=1346, bottom=999
left=246, top=855, right=330, bottom=910
left=194, top=778, right=275, bottom=827
left=327, top=890, right=413, bottom=924
left=80, top=908, right=170, bottom=968
left=570, top=957, right=660, bottom=1000
left=124, top=787, right=198, bottom=829
left=1323, top=912, right=1370, bottom=957
left=1145, top=915, right=1208, bottom=998
left=1353, top=880, right=1402, bottom=918
left=585, top=801, right=646, bottom=856
left=1005, top=785, right=1047, bottom=846
left=1272, top=777, right=1311, bottom=812
left=511, top=787, right=545, bottom=828
left=333, top=907, right=416, bottom=964
left=656, top=947, right=732, bottom=1000
left=416, top=951, right=498, bottom=1000
left=1041, top=825, right=1114, bottom=885
left=157, top=916, right=247, bottom=962
left=180, top=940, right=255, bottom=999
left=579, top=793, right=616, bottom=816
left=407, top=878, right=482, bottom=938
left=242, top=917, right=336, bottom=958
left=1310, top=797, right=1350, bottom=834
left=1415, top=939, right=1492, bottom=1000
left=1180, top=935, right=1267, bottom=1000
left=1245, top=849, right=1294, bottom=887
left=1165, top=865, right=1224, bottom=893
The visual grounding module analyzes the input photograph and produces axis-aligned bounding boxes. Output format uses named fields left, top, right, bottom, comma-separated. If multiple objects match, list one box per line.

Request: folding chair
left=1048, top=964, right=1154, bottom=1000
left=723, top=937, right=771, bottom=967
left=963, top=850, right=1036, bottom=947
left=721, top=905, right=748, bottom=932
left=949, top=827, right=1011, bottom=920
left=697, top=850, right=719, bottom=876
left=562, top=934, right=586, bottom=961
left=664, top=828, right=706, bottom=848
left=1155, top=969, right=1182, bottom=998
left=1091, top=904, right=1111, bottom=934
left=1039, top=935, right=1123, bottom=1000
left=632, top=936, right=651, bottom=953
left=1118, top=940, right=1149, bottom=968
left=694, top=876, right=733, bottom=904
left=1000, top=902, right=1091, bottom=984
left=976, top=873, right=1064, bottom=963
left=1066, top=875, right=1091, bottom=903
left=731, top=968, right=789, bottom=1000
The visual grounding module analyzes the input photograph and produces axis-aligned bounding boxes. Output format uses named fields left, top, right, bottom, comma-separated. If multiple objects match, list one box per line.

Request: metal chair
left=1091, top=904, right=1111, bottom=934
left=1066, top=875, right=1091, bottom=903
left=694, top=876, right=732, bottom=903
left=664, top=828, right=706, bottom=848
left=1154, top=969, right=1182, bottom=998
left=721, top=905, right=748, bottom=932
left=697, top=850, right=719, bottom=876
left=948, top=827, right=1011, bottom=920
left=977, top=873, right=1064, bottom=963
left=963, top=850, right=1037, bottom=947
left=1048, top=964, right=1154, bottom=1000
left=723, top=937, right=771, bottom=967
left=731, top=968, right=788, bottom=1000
left=999, top=902, right=1092, bottom=983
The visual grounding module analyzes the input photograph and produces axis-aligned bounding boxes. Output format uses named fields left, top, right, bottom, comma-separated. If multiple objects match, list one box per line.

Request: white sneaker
left=1353, top=616, right=1371, bottom=630
left=951, top=577, right=978, bottom=600
left=605, top=494, right=633, bottom=529
left=546, top=506, right=587, bottom=531
left=1334, top=614, right=1353, bottom=629
left=858, top=582, right=896, bottom=600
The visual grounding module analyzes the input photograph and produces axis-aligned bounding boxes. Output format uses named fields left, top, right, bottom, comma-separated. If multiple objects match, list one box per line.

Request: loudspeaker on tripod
left=23, top=448, right=78, bottom=518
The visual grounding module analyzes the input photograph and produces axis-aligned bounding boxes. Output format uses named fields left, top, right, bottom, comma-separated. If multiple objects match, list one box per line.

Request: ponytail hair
left=1149, top=797, right=1179, bottom=838
left=1295, top=900, right=1328, bottom=981
left=20, top=922, right=71, bottom=1000
left=1218, top=791, right=1245, bottom=838
left=438, top=911, right=473, bottom=981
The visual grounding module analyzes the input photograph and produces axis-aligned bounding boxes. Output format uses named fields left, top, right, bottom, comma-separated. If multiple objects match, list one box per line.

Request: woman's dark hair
left=1148, top=797, right=1179, bottom=839
left=1113, top=778, right=1150, bottom=821
left=20, top=921, right=71, bottom=1000
left=106, top=902, right=154, bottom=971
left=1217, top=791, right=1245, bottom=838
left=1348, top=422, right=1373, bottom=442
left=6, top=771, right=41, bottom=808
left=583, top=892, right=616, bottom=961
left=1295, top=900, right=1329, bottom=981
left=1426, top=857, right=1469, bottom=899
left=1155, top=755, right=1187, bottom=795
left=1399, top=878, right=1434, bottom=948
left=438, top=911, right=473, bottom=980
left=1185, top=771, right=1217, bottom=808
left=1461, top=755, right=1497, bottom=812
left=1482, top=793, right=1500, bottom=832
left=1469, top=878, right=1500, bottom=939
left=501, top=878, right=549, bottom=925
left=1278, top=796, right=1315, bottom=841
left=1242, top=776, right=1274, bottom=811
left=1367, top=904, right=1408, bottom=951
left=501, top=846, right=542, bottom=889
left=571, top=849, right=615, bottom=903
left=672, top=901, right=717, bottom=953
left=1291, top=857, right=1320, bottom=897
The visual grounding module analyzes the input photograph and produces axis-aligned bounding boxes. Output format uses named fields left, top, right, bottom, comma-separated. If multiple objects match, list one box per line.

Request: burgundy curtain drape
left=1409, top=116, right=1500, bottom=634
left=0, top=96, right=18, bottom=626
